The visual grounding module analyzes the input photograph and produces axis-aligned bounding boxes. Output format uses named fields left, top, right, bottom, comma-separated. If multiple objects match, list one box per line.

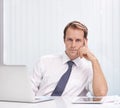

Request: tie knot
left=67, top=61, right=74, bottom=67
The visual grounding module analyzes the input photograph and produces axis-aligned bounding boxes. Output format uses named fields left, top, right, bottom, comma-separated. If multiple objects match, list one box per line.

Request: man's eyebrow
left=76, top=39, right=80, bottom=40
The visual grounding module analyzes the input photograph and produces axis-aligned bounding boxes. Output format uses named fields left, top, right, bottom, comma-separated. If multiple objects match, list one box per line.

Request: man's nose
left=71, top=41, right=76, bottom=47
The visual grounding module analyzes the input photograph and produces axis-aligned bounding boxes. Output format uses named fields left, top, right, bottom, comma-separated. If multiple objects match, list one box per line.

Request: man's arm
left=91, top=58, right=108, bottom=96
left=31, top=59, right=43, bottom=96
left=79, top=39, right=108, bottom=96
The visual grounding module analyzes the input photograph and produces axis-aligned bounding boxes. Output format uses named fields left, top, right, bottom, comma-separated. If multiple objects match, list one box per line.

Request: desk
left=0, top=97, right=120, bottom=108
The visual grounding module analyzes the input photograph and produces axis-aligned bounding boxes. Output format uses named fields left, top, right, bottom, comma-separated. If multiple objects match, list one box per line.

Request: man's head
left=63, top=21, right=88, bottom=60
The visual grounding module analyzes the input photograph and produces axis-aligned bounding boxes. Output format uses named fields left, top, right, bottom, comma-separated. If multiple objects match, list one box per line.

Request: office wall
left=3, top=0, right=120, bottom=95
left=0, top=0, right=3, bottom=64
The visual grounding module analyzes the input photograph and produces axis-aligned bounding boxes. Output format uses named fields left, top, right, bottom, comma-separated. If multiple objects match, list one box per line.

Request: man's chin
left=65, top=51, right=79, bottom=60
left=69, top=54, right=78, bottom=60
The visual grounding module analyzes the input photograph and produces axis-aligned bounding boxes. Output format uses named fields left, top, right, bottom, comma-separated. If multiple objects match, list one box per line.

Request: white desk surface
left=0, top=96, right=120, bottom=108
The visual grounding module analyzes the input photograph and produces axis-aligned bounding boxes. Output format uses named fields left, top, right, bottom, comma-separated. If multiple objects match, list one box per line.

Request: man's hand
left=78, top=39, right=97, bottom=62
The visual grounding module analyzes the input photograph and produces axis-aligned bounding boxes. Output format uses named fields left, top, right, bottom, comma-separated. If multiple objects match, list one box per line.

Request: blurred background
left=0, top=0, right=120, bottom=95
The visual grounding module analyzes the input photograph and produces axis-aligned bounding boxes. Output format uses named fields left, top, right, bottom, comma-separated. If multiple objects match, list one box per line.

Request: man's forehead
left=66, top=28, right=84, bottom=38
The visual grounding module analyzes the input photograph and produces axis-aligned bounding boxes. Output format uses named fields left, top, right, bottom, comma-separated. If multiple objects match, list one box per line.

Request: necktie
left=51, top=61, right=74, bottom=96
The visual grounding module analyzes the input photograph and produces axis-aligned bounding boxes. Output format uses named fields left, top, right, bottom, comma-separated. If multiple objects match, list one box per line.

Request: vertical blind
left=0, top=0, right=3, bottom=64
left=3, top=0, right=120, bottom=95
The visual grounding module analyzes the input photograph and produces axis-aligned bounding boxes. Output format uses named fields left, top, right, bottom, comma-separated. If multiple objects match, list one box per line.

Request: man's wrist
left=91, top=57, right=98, bottom=64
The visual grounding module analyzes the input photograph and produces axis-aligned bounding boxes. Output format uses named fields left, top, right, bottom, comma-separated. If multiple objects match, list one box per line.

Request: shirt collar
left=62, top=52, right=83, bottom=67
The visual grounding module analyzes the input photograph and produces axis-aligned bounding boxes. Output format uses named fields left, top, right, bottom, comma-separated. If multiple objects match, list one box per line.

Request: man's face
left=64, top=27, right=85, bottom=60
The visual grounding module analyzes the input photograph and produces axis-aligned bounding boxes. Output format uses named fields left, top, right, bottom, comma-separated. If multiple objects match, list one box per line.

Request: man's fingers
left=79, top=52, right=83, bottom=58
left=79, top=47, right=88, bottom=58
left=78, top=48, right=82, bottom=58
left=79, top=48, right=85, bottom=58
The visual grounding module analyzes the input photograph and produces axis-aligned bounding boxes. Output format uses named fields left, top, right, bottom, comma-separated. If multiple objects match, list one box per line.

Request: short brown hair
left=63, top=21, right=88, bottom=40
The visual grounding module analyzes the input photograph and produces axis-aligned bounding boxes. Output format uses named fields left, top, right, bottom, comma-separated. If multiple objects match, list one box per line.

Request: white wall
left=0, top=0, right=3, bottom=64
left=3, top=0, right=120, bottom=95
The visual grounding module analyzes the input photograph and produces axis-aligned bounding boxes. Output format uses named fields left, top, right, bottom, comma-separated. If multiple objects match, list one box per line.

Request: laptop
left=0, top=65, right=54, bottom=103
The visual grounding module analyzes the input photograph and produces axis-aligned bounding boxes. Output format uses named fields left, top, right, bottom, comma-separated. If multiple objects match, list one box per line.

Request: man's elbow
left=99, top=90, right=108, bottom=96
left=94, top=88, right=108, bottom=96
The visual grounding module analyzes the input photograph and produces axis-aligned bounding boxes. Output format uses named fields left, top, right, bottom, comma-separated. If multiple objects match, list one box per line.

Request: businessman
left=31, top=21, right=108, bottom=96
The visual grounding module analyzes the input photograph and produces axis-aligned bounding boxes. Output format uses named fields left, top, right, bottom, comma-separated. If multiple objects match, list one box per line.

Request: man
left=31, top=21, right=108, bottom=96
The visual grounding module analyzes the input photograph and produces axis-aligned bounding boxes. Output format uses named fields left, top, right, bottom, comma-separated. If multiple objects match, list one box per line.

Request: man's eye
left=76, top=39, right=81, bottom=42
left=67, top=38, right=72, bottom=41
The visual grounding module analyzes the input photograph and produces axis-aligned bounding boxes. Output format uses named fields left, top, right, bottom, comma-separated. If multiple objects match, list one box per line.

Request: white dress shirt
left=31, top=52, right=93, bottom=96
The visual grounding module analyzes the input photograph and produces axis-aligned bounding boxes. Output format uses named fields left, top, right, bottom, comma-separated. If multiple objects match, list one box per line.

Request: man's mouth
left=70, top=50, right=77, bottom=53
